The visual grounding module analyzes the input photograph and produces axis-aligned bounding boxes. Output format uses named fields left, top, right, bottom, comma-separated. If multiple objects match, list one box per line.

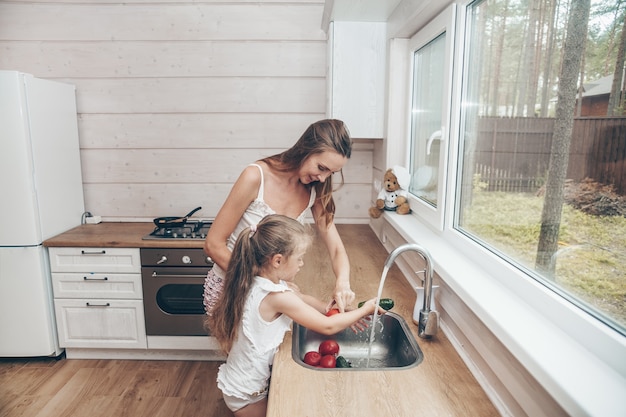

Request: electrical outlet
left=85, top=215, right=102, bottom=224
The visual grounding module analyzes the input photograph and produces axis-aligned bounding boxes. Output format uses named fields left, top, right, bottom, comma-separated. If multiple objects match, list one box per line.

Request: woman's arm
left=203, top=165, right=260, bottom=271
left=311, top=202, right=355, bottom=312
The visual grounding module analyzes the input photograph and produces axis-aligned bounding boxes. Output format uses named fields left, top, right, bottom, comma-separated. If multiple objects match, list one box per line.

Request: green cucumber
left=358, top=298, right=394, bottom=311
left=335, top=356, right=352, bottom=368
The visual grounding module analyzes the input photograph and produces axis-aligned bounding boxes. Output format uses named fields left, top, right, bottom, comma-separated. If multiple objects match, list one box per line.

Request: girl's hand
left=359, top=297, right=387, bottom=316
left=350, top=316, right=371, bottom=333
left=345, top=298, right=385, bottom=333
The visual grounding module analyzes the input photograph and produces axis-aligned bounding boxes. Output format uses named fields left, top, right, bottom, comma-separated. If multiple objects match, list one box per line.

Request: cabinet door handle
left=83, top=276, right=108, bottom=281
left=151, top=272, right=208, bottom=279
left=81, top=250, right=106, bottom=255
left=86, top=302, right=110, bottom=307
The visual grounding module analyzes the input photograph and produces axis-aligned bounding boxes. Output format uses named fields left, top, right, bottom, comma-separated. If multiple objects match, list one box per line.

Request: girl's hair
left=261, top=119, right=352, bottom=227
left=207, top=214, right=312, bottom=353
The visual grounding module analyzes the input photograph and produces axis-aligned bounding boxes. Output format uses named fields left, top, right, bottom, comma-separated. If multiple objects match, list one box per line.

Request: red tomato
left=318, top=339, right=340, bottom=356
left=319, top=354, right=337, bottom=368
left=303, top=351, right=321, bottom=366
left=325, top=308, right=340, bottom=316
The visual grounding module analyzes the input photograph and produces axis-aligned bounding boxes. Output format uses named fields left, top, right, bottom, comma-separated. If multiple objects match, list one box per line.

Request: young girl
left=204, top=119, right=355, bottom=316
left=206, top=215, right=384, bottom=417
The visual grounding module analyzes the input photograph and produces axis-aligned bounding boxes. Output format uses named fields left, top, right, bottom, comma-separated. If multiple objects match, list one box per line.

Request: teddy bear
left=369, top=165, right=411, bottom=218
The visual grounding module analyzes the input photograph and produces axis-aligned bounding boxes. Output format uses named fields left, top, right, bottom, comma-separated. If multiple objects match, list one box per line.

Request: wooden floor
left=0, top=355, right=233, bottom=417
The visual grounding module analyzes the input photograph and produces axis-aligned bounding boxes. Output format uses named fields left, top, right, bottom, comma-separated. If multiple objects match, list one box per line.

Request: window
left=453, top=0, right=626, bottom=334
left=407, top=7, right=455, bottom=229
left=410, top=34, right=445, bottom=206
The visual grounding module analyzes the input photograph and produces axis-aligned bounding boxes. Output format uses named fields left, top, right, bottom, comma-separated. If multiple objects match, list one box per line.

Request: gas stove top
left=142, top=220, right=213, bottom=240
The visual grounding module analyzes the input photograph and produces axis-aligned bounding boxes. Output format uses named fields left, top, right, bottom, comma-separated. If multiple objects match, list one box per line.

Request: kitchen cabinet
left=328, top=21, right=386, bottom=138
left=49, top=247, right=147, bottom=349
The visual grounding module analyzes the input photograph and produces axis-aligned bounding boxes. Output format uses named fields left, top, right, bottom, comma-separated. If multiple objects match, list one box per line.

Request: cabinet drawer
left=54, top=299, right=147, bottom=349
left=52, top=273, right=142, bottom=299
left=49, top=247, right=140, bottom=273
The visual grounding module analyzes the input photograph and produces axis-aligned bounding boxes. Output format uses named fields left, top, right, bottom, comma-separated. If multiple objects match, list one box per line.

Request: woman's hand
left=328, top=283, right=355, bottom=313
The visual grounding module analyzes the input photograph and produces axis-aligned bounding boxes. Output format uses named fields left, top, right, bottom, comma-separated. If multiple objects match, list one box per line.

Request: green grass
left=462, top=191, right=626, bottom=330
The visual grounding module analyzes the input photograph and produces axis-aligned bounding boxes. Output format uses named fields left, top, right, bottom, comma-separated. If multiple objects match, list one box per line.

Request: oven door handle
left=150, top=272, right=208, bottom=279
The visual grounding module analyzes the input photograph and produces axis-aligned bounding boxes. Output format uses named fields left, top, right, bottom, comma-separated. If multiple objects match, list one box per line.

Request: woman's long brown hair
left=261, top=119, right=352, bottom=227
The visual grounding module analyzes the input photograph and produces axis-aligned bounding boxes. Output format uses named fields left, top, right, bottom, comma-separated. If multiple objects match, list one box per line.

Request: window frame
left=404, top=7, right=456, bottom=230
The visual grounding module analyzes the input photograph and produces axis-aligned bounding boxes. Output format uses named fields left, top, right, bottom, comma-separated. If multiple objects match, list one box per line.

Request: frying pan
left=153, top=206, right=202, bottom=228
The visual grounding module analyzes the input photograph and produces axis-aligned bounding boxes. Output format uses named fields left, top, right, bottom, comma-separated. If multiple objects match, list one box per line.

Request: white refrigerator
left=0, top=70, right=85, bottom=357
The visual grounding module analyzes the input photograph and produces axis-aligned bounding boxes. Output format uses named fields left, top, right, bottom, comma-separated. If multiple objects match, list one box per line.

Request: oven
left=140, top=248, right=213, bottom=336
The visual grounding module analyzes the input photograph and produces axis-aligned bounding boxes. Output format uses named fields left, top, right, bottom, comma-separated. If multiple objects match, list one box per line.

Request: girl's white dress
left=216, top=277, right=293, bottom=400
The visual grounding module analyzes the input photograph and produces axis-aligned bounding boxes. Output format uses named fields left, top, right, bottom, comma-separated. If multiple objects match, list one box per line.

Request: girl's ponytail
left=208, top=226, right=257, bottom=353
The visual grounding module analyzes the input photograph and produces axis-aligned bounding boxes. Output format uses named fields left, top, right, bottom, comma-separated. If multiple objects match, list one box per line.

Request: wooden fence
left=475, top=164, right=545, bottom=192
left=474, top=117, right=626, bottom=194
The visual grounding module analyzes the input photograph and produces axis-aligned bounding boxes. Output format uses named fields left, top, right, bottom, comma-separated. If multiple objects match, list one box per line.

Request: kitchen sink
left=292, top=312, right=423, bottom=370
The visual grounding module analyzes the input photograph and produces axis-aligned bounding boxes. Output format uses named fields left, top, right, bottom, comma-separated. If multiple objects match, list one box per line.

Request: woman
left=204, top=119, right=355, bottom=314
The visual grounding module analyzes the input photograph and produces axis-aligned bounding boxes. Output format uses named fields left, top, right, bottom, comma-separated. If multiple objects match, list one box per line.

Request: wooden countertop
left=268, top=225, right=499, bottom=417
left=43, top=222, right=206, bottom=249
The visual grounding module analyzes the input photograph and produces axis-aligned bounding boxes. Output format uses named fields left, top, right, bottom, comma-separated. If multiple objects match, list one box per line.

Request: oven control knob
left=182, top=255, right=192, bottom=264
left=157, top=256, right=167, bottom=264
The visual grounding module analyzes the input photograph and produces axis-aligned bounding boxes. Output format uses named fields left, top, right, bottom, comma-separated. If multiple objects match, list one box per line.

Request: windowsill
left=383, top=212, right=626, bottom=417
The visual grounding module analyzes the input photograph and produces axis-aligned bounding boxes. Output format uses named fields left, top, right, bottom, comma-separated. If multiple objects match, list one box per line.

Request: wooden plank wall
left=0, top=0, right=374, bottom=223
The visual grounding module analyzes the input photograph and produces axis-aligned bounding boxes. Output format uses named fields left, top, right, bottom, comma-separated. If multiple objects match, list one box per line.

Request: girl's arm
left=295, top=292, right=327, bottom=313
left=203, top=166, right=260, bottom=271
left=311, top=202, right=354, bottom=312
left=264, top=290, right=382, bottom=335
left=294, top=291, right=371, bottom=332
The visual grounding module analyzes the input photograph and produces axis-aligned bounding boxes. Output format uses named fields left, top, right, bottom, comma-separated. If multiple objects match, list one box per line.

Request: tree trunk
left=607, top=14, right=626, bottom=116
left=491, top=0, right=510, bottom=116
left=540, top=0, right=559, bottom=117
left=516, top=0, right=540, bottom=116
left=535, top=0, right=591, bottom=275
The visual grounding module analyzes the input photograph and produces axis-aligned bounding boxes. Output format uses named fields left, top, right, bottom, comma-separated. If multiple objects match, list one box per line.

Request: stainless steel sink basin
left=292, top=312, right=423, bottom=370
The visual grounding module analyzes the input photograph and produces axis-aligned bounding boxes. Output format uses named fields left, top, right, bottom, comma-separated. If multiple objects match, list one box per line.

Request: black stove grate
left=143, top=220, right=212, bottom=240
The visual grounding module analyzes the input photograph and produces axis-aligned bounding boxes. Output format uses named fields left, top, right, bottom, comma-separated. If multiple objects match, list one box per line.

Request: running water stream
left=365, top=265, right=391, bottom=368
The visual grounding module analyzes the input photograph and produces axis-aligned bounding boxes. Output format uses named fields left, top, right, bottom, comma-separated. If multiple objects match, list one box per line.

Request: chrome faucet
left=383, top=243, right=439, bottom=338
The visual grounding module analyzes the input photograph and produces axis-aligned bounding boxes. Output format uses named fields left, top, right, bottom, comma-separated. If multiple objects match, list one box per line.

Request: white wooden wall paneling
left=69, top=78, right=326, bottom=113
left=0, top=4, right=326, bottom=41
left=81, top=147, right=372, bottom=183
left=0, top=0, right=374, bottom=223
left=82, top=182, right=372, bottom=221
left=6, top=0, right=315, bottom=4
left=0, top=41, right=326, bottom=78
left=77, top=113, right=326, bottom=149
left=81, top=145, right=373, bottom=220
